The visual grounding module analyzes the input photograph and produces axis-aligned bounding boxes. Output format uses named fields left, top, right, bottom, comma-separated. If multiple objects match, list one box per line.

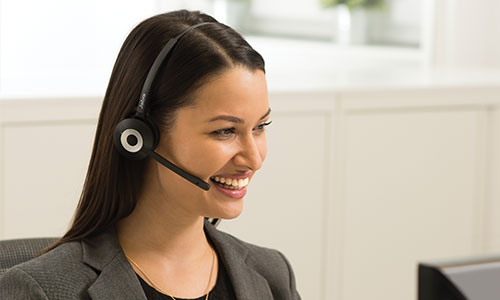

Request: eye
left=211, top=127, right=236, bottom=138
left=253, top=121, right=272, bottom=133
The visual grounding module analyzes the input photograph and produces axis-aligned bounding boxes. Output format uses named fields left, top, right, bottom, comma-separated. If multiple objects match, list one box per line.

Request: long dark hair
left=46, top=10, right=265, bottom=252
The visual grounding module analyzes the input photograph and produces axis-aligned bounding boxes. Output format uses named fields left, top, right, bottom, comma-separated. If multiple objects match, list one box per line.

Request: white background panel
left=2, top=122, right=96, bottom=238
left=342, top=109, right=481, bottom=300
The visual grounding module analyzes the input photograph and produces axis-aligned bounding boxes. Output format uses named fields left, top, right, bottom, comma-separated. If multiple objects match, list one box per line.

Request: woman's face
left=149, top=67, right=269, bottom=220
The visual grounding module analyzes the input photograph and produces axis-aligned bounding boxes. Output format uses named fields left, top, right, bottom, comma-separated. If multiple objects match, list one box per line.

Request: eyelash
left=211, top=121, right=273, bottom=138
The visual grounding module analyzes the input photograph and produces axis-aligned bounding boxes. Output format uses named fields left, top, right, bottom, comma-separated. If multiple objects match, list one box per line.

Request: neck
left=116, top=193, right=210, bottom=263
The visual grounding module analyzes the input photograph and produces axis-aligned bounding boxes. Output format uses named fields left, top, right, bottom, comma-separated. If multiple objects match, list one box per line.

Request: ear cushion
left=113, top=117, right=156, bottom=160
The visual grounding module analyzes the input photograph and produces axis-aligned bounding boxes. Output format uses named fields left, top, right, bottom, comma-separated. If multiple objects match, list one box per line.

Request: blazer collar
left=82, top=220, right=273, bottom=300
left=82, top=226, right=147, bottom=300
left=204, top=221, right=274, bottom=300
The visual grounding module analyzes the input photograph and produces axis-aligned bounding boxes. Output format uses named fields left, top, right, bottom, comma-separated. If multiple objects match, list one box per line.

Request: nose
left=233, top=133, right=265, bottom=171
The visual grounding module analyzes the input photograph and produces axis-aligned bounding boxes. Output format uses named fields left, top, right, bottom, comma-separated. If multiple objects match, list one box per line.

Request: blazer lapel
left=204, top=221, right=274, bottom=300
left=82, top=227, right=147, bottom=300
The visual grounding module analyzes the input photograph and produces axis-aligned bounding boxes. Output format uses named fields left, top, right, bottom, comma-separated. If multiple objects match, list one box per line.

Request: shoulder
left=222, top=230, right=289, bottom=265
left=211, top=227, right=302, bottom=299
left=218, top=229, right=293, bottom=275
left=210, top=226, right=301, bottom=299
left=206, top=221, right=284, bottom=261
left=0, top=240, right=96, bottom=299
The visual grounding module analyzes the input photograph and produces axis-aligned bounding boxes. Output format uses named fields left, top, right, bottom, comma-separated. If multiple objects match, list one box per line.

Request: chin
left=221, top=211, right=242, bottom=220
left=215, top=200, right=244, bottom=220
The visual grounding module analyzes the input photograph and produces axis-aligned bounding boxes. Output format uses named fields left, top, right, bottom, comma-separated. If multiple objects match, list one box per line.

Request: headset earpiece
left=113, top=117, right=157, bottom=160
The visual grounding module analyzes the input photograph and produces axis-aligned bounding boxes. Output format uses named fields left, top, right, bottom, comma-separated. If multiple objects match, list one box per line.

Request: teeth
left=210, top=176, right=250, bottom=189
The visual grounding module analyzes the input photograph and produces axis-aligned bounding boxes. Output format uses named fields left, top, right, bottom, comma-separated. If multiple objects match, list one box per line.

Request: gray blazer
left=0, top=220, right=301, bottom=300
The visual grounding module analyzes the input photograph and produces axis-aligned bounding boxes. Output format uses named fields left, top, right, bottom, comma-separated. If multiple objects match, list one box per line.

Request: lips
left=209, top=171, right=251, bottom=199
left=212, top=183, right=247, bottom=199
left=212, top=170, right=252, bottom=179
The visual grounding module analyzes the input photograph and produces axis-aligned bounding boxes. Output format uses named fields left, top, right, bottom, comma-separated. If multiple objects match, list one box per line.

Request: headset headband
left=135, top=22, right=213, bottom=119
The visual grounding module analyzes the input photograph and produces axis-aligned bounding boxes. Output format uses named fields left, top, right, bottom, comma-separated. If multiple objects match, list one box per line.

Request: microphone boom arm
left=145, top=150, right=210, bottom=191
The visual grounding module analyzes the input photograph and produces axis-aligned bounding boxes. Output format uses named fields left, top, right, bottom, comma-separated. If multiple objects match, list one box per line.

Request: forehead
left=183, top=67, right=268, bottom=120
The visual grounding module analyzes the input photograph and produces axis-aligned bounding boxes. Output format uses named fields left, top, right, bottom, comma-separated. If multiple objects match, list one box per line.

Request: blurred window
left=0, top=0, right=424, bottom=98
left=217, top=0, right=422, bottom=47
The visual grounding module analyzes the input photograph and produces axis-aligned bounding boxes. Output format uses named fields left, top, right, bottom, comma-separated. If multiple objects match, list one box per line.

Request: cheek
left=210, top=142, right=240, bottom=163
left=160, top=134, right=206, bottom=172
left=174, top=139, right=238, bottom=173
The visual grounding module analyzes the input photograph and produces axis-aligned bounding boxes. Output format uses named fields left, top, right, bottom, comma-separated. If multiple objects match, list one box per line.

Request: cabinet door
left=2, top=122, right=96, bottom=238
left=341, top=109, right=482, bottom=300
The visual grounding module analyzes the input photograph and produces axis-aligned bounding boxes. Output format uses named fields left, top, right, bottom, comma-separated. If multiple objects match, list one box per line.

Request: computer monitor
left=418, top=255, right=500, bottom=300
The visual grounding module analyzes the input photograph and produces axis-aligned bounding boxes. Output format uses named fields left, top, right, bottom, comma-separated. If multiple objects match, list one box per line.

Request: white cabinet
left=2, top=85, right=500, bottom=300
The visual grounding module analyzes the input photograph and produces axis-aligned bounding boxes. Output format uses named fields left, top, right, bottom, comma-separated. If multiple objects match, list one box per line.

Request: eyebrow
left=206, top=108, right=271, bottom=124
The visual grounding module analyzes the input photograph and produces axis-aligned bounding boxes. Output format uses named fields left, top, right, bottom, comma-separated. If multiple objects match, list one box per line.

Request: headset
left=113, top=22, right=212, bottom=192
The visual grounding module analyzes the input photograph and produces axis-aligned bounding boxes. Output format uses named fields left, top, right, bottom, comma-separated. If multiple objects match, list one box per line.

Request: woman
left=0, top=9, right=301, bottom=300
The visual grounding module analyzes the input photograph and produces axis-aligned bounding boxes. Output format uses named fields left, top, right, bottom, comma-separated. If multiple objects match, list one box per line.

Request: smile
left=210, top=176, right=249, bottom=190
